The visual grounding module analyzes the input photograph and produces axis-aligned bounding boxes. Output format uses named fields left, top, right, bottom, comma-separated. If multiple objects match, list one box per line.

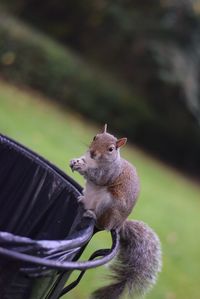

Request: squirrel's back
left=109, top=158, right=140, bottom=206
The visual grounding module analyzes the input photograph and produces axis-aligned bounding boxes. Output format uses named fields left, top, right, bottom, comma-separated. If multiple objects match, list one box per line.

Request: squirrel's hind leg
left=83, top=209, right=97, bottom=221
left=96, top=207, right=124, bottom=231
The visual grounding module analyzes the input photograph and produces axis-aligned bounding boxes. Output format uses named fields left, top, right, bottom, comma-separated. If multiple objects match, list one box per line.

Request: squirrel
left=70, top=124, right=162, bottom=299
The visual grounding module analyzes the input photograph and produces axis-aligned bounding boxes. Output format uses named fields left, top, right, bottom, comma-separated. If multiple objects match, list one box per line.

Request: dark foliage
left=1, top=1, right=200, bottom=176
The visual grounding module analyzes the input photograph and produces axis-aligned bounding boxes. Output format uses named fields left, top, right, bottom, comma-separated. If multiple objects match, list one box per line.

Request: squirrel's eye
left=93, top=136, right=96, bottom=141
left=108, top=146, right=115, bottom=152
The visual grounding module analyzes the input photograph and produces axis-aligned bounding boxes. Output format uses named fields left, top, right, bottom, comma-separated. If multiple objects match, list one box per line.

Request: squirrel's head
left=89, top=124, right=127, bottom=163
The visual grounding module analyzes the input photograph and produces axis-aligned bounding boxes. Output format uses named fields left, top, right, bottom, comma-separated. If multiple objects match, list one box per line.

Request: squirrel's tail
left=91, top=220, right=162, bottom=299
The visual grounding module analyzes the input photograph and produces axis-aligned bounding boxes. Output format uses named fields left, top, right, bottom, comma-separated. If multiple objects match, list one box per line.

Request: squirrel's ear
left=116, top=138, right=127, bottom=148
left=101, top=124, right=107, bottom=133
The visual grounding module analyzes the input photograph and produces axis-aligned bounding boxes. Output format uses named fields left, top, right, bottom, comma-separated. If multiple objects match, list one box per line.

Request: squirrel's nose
left=90, top=150, right=96, bottom=159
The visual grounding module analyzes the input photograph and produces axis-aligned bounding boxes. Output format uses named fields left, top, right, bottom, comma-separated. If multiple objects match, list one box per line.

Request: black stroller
left=0, top=134, right=119, bottom=299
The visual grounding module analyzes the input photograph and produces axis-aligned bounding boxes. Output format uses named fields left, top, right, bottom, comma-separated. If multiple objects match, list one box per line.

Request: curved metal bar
left=0, top=217, right=95, bottom=253
left=59, top=248, right=112, bottom=297
left=0, top=230, right=120, bottom=271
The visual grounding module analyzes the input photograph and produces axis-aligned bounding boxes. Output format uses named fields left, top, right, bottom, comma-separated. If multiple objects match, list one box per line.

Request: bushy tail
left=91, top=220, right=162, bottom=299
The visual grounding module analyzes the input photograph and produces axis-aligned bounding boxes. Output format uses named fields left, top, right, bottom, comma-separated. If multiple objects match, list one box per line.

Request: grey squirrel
left=70, top=124, right=162, bottom=299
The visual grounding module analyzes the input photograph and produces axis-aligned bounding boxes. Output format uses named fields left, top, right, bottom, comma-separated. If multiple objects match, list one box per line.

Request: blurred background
left=0, top=0, right=200, bottom=299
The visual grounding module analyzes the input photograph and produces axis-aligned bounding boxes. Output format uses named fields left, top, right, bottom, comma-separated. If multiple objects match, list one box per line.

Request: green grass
left=0, top=80, right=200, bottom=299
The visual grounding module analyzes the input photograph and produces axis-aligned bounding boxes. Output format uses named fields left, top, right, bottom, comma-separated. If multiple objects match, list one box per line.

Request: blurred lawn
left=0, top=80, right=200, bottom=299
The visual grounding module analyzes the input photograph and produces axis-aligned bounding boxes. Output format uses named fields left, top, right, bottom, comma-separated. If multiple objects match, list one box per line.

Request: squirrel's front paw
left=69, top=157, right=86, bottom=173
left=78, top=195, right=85, bottom=203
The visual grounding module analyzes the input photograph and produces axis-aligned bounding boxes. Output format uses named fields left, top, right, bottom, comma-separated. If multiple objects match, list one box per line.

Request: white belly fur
left=82, top=181, right=112, bottom=215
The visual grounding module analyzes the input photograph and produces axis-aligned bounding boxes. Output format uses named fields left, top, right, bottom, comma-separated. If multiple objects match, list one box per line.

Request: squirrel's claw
left=69, top=160, right=74, bottom=171
left=69, top=159, right=79, bottom=172
left=78, top=195, right=85, bottom=203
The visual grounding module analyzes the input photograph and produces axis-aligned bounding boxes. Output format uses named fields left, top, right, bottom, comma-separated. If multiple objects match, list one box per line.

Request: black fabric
left=0, top=134, right=93, bottom=299
left=0, top=134, right=83, bottom=239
